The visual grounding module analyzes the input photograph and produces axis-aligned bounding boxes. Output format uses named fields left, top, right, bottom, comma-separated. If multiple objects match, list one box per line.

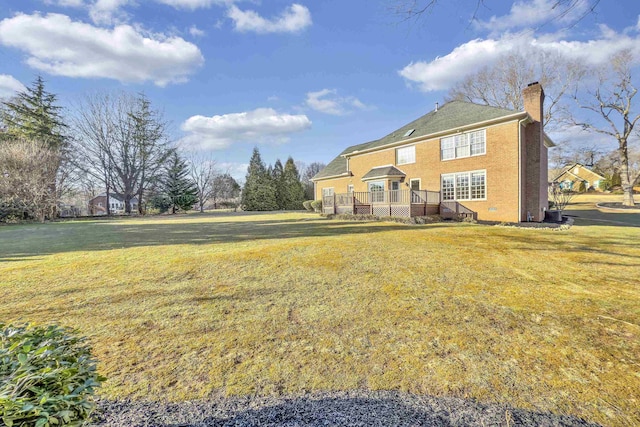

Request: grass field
left=1, top=202, right=639, bottom=426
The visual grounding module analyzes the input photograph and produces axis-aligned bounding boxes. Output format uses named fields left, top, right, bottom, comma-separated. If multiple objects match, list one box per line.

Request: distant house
left=553, top=163, right=605, bottom=192
left=88, top=193, right=139, bottom=215
left=312, top=82, right=553, bottom=222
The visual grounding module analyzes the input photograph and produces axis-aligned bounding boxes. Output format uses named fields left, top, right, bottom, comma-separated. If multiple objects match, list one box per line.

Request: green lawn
left=1, top=209, right=639, bottom=426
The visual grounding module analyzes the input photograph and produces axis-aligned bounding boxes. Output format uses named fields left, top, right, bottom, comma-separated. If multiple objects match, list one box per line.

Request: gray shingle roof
left=361, top=165, right=406, bottom=180
left=312, top=101, right=519, bottom=181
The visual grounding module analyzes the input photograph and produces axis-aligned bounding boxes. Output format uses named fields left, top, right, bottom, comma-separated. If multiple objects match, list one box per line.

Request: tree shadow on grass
left=0, top=215, right=445, bottom=261
left=93, top=392, right=601, bottom=426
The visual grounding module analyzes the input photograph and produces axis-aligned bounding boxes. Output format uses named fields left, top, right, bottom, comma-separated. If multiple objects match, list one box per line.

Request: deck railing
left=326, top=190, right=440, bottom=207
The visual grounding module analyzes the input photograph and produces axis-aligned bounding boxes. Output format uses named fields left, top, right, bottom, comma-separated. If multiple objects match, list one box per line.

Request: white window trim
left=440, top=129, right=486, bottom=161
left=441, top=169, right=487, bottom=201
left=396, top=145, right=416, bottom=165
left=347, top=184, right=354, bottom=193
left=322, top=187, right=334, bottom=197
left=409, top=178, right=421, bottom=190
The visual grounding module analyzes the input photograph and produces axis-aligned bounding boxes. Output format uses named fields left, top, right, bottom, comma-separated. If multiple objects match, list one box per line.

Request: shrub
left=302, top=200, right=313, bottom=212
left=310, top=200, right=322, bottom=213
left=0, top=323, right=105, bottom=427
left=577, top=181, right=587, bottom=193
left=149, top=195, right=172, bottom=213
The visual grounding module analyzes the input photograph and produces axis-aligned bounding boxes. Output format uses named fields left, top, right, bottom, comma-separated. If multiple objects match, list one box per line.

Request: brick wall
left=316, top=120, right=523, bottom=222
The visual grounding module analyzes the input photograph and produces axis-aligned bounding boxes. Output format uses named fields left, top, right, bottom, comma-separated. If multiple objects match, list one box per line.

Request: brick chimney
left=523, top=82, right=544, bottom=124
left=521, top=82, right=548, bottom=222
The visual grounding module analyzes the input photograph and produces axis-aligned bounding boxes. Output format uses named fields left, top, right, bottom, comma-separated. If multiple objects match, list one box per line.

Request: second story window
left=396, top=145, right=416, bottom=165
left=441, top=129, right=485, bottom=161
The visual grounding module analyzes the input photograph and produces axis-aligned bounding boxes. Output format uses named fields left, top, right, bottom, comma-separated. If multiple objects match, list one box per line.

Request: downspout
left=518, top=117, right=528, bottom=222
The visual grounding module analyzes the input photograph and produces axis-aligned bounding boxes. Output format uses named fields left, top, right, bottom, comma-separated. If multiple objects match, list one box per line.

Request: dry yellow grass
left=1, top=211, right=638, bottom=426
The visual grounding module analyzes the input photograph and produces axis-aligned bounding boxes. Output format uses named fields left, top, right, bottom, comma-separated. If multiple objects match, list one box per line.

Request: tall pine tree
left=241, top=147, right=277, bottom=211
left=161, top=151, right=198, bottom=214
left=1, top=76, right=66, bottom=148
left=1, top=76, right=67, bottom=218
left=271, top=159, right=285, bottom=210
left=281, top=157, right=305, bottom=210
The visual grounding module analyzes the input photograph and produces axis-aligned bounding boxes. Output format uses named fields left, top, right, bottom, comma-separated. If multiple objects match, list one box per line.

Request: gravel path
left=90, top=390, right=600, bottom=426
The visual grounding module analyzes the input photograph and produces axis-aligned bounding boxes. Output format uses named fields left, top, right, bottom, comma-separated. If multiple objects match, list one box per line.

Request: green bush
left=310, top=200, right=322, bottom=213
left=577, top=181, right=587, bottom=193
left=0, top=323, right=105, bottom=427
left=149, top=195, right=172, bottom=213
left=302, top=200, right=313, bottom=212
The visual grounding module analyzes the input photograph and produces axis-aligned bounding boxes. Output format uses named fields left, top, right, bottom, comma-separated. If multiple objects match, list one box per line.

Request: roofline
left=341, top=111, right=529, bottom=158
left=361, top=174, right=406, bottom=181
left=310, top=172, right=351, bottom=182
left=544, top=132, right=555, bottom=148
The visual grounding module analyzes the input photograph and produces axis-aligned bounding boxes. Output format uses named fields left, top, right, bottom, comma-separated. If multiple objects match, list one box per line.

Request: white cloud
left=305, top=89, right=370, bottom=115
left=0, top=13, right=204, bottom=86
left=180, top=108, right=312, bottom=150
left=218, top=162, right=249, bottom=181
left=475, top=0, right=591, bottom=33
left=88, top=0, right=131, bottom=25
left=227, top=3, right=311, bottom=34
left=156, top=0, right=227, bottom=9
left=0, top=75, right=26, bottom=99
left=189, top=25, right=205, bottom=37
left=399, top=28, right=640, bottom=92
left=45, top=0, right=86, bottom=7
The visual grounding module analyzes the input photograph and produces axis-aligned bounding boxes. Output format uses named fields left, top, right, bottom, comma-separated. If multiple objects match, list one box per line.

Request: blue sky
left=0, top=0, right=638, bottom=180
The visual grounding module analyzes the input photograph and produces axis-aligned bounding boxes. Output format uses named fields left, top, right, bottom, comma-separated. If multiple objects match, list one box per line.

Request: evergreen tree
left=1, top=76, right=67, bottom=218
left=281, top=157, right=305, bottom=210
left=241, top=147, right=277, bottom=211
left=271, top=159, right=285, bottom=209
left=1, top=76, right=66, bottom=148
left=161, top=151, right=198, bottom=213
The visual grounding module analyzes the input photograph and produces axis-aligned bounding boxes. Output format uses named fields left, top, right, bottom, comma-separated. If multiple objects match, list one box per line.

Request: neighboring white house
left=88, top=193, right=139, bottom=215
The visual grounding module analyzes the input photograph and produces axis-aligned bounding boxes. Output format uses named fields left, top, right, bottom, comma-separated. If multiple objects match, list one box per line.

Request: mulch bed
left=89, top=390, right=600, bottom=427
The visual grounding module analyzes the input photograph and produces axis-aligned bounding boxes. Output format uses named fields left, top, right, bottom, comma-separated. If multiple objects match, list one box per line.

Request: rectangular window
left=470, top=130, right=486, bottom=156
left=441, top=137, right=455, bottom=160
left=441, top=170, right=486, bottom=201
left=455, top=134, right=470, bottom=158
left=396, top=145, right=416, bottom=165
left=347, top=184, right=354, bottom=193
left=322, top=187, right=334, bottom=197
left=471, top=171, right=486, bottom=199
left=368, top=180, right=385, bottom=203
left=409, top=179, right=420, bottom=191
left=441, top=129, right=485, bottom=160
left=456, top=174, right=470, bottom=200
left=441, top=175, right=455, bottom=201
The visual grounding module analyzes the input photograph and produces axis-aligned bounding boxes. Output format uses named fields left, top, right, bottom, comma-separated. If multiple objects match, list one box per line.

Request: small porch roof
left=361, top=165, right=406, bottom=181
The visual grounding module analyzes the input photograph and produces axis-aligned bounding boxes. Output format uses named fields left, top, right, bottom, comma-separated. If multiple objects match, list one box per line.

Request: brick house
left=88, top=193, right=139, bottom=215
left=553, top=163, right=605, bottom=192
left=312, top=82, right=554, bottom=222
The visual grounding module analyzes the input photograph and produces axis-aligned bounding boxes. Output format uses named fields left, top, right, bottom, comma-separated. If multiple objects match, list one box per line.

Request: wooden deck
left=322, top=190, right=441, bottom=217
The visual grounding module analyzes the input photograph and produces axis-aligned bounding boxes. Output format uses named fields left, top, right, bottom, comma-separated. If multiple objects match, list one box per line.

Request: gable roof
left=361, top=165, right=406, bottom=181
left=312, top=101, right=523, bottom=181
left=553, top=163, right=605, bottom=182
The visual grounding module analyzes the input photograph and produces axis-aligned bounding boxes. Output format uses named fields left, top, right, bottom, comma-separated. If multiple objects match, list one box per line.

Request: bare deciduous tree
left=300, top=161, right=326, bottom=200
left=188, top=153, right=218, bottom=212
left=392, top=0, right=600, bottom=30
left=72, top=92, right=171, bottom=215
left=449, top=51, right=583, bottom=130
left=0, top=139, right=60, bottom=222
left=573, top=50, right=640, bottom=206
